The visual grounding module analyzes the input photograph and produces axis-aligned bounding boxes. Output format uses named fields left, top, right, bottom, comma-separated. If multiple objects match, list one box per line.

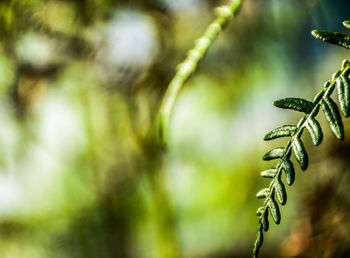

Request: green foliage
left=337, top=66, right=350, bottom=117
left=273, top=98, right=314, bottom=113
left=253, top=21, right=350, bottom=258
left=262, top=147, right=285, bottom=160
left=156, top=0, right=242, bottom=146
left=321, top=95, right=344, bottom=139
left=305, top=116, right=323, bottom=145
left=311, top=21, right=350, bottom=49
left=263, top=125, right=297, bottom=140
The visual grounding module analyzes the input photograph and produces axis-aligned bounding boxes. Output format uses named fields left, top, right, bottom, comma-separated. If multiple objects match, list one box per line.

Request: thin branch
left=156, top=0, right=242, bottom=146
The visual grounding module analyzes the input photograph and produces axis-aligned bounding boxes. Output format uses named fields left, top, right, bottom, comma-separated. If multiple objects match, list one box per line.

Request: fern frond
left=253, top=59, right=350, bottom=258
left=156, top=0, right=242, bottom=146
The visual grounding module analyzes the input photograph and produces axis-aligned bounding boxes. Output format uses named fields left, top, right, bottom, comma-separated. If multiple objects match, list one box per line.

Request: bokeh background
left=0, top=0, right=350, bottom=257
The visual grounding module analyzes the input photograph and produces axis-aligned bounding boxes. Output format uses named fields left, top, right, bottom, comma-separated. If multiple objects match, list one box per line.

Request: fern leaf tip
left=311, top=29, right=321, bottom=39
left=343, top=20, right=350, bottom=29
left=311, top=29, right=350, bottom=49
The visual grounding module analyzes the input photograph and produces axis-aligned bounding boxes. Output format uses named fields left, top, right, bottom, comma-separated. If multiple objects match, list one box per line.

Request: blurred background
left=0, top=0, right=350, bottom=257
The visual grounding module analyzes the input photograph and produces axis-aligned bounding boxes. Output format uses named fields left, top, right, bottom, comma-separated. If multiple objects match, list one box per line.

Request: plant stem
left=156, top=0, right=242, bottom=146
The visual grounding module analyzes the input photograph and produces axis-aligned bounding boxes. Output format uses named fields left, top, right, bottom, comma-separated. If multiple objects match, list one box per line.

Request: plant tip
left=311, top=30, right=320, bottom=38
left=343, top=20, right=350, bottom=29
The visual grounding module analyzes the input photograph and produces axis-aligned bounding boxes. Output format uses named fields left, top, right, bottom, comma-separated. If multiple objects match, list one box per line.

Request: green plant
left=156, top=0, right=242, bottom=146
left=253, top=21, right=350, bottom=257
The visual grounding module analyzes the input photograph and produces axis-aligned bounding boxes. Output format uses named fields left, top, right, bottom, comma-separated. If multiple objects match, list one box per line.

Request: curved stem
left=156, top=0, right=242, bottom=146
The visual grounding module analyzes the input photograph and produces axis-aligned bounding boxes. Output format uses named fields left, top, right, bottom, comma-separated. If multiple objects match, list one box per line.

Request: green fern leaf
left=337, top=66, right=350, bottom=117
left=268, top=197, right=280, bottom=224
left=274, top=177, right=286, bottom=205
left=263, top=125, right=297, bottom=140
left=343, top=20, right=350, bottom=30
left=311, top=30, right=350, bottom=49
left=321, top=96, right=344, bottom=140
left=292, top=136, right=308, bottom=170
left=337, top=78, right=349, bottom=117
left=260, top=169, right=277, bottom=178
left=273, top=98, right=314, bottom=113
left=306, top=117, right=323, bottom=145
left=263, top=148, right=285, bottom=160
left=256, top=188, right=270, bottom=199
left=261, top=211, right=269, bottom=231
left=281, top=159, right=295, bottom=185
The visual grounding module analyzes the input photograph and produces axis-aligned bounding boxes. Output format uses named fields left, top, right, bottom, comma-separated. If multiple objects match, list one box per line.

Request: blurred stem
left=147, top=156, right=180, bottom=258
left=79, top=84, right=101, bottom=191
left=156, top=0, right=242, bottom=145
left=128, top=96, right=180, bottom=258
